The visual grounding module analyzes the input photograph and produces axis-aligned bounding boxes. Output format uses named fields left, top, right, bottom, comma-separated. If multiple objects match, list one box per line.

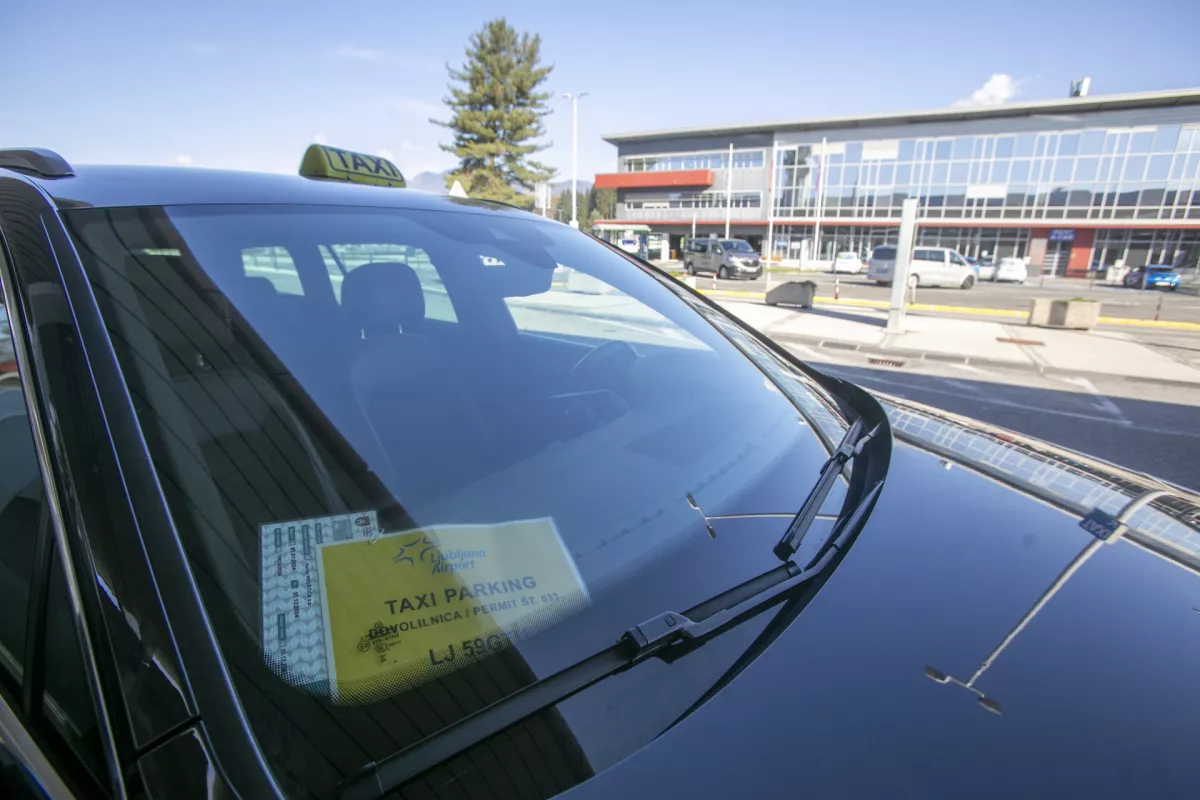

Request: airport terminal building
left=594, top=88, right=1200, bottom=276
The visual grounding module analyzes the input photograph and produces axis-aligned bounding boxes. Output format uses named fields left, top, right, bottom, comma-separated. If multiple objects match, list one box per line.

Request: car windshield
left=837, top=252, right=856, bottom=259
left=721, top=239, right=754, bottom=252
left=1148, top=266, right=1175, bottom=272
left=64, top=202, right=849, bottom=798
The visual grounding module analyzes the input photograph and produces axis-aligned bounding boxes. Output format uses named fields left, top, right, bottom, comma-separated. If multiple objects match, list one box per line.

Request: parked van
left=683, top=238, right=762, bottom=280
left=867, top=245, right=976, bottom=289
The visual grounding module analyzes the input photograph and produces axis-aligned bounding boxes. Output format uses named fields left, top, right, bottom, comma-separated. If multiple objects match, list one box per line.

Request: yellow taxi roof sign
left=299, top=144, right=406, bottom=187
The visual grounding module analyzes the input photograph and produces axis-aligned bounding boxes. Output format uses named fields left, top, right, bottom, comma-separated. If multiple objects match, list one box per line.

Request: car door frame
left=0, top=180, right=131, bottom=799
left=707, top=240, right=723, bottom=274
left=1, top=172, right=285, bottom=799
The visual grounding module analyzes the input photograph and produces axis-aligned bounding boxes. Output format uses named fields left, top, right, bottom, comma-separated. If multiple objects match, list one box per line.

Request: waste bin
left=766, top=280, right=817, bottom=309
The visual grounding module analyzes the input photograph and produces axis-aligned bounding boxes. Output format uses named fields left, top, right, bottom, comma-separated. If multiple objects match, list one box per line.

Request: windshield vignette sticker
left=316, top=518, right=589, bottom=704
left=260, top=511, right=383, bottom=693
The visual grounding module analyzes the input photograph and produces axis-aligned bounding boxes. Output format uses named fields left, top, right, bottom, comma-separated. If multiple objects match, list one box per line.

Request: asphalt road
left=782, top=343, right=1200, bottom=491
left=691, top=271, right=1200, bottom=323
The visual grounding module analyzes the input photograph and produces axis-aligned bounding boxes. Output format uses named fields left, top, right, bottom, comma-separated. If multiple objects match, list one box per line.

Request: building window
left=770, top=122, right=1200, bottom=222
left=624, top=150, right=765, bottom=172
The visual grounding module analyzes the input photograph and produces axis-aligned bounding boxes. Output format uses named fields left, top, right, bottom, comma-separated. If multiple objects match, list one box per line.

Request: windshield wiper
left=774, top=418, right=880, bottom=562
left=340, top=405, right=889, bottom=800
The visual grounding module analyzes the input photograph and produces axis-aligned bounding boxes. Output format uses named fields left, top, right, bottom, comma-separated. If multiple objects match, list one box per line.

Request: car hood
left=564, top=396, right=1200, bottom=799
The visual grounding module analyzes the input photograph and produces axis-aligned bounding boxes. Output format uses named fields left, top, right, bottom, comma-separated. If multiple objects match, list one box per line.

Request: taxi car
left=1, top=145, right=1198, bottom=800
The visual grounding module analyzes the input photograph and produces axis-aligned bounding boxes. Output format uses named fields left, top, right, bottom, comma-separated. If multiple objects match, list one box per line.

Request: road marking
left=843, top=371, right=1200, bottom=439
left=1059, top=376, right=1131, bottom=424
left=935, top=377, right=989, bottom=396
left=700, top=291, right=1200, bottom=330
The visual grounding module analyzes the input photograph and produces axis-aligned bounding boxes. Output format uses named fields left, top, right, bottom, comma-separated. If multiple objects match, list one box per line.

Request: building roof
left=601, top=87, right=1200, bottom=144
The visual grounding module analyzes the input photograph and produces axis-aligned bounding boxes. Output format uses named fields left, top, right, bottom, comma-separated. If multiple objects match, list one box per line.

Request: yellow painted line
left=906, top=303, right=1028, bottom=318
left=814, top=296, right=889, bottom=308
left=696, top=288, right=763, bottom=298
left=697, top=289, right=1200, bottom=330
left=1097, top=316, right=1200, bottom=331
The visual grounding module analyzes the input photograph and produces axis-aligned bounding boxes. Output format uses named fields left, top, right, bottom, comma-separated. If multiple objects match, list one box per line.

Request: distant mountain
left=403, top=172, right=591, bottom=197
left=406, top=170, right=451, bottom=193
left=551, top=179, right=592, bottom=196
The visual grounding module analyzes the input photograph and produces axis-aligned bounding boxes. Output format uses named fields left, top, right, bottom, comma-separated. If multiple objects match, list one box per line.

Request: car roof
left=9, top=164, right=544, bottom=223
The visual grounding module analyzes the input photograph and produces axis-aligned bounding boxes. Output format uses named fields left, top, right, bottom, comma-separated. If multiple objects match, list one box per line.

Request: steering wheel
left=568, top=340, right=639, bottom=391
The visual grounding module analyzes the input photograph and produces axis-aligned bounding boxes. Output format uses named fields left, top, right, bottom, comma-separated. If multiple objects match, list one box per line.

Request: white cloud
left=954, top=74, right=1023, bottom=108
left=174, top=154, right=195, bottom=166
left=333, top=45, right=391, bottom=64
left=378, top=148, right=394, bottom=160
left=186, top=44, right=219, bottom=56
left=314, top=133, right=327, bottom=145
left=332, top=46, right=441, bottom=73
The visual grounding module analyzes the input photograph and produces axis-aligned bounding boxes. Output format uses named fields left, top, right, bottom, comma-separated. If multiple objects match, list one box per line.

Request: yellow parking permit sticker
left=317, top=518, right=588, bottom=704
left=299, top=144, right=406, bottom=187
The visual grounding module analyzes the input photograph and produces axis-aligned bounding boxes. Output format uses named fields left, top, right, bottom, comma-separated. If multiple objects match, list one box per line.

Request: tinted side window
left=0, top=274, right=110, bottom=794
left=42, top=547, right=108, bottom=786
left=0, top=295, right=37, bottom=687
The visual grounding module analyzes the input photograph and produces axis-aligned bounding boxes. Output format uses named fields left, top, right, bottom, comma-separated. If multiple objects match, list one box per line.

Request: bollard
left=834, top=277, right=840, bottom=301
left=1155, top=294, right=1162, bottom=321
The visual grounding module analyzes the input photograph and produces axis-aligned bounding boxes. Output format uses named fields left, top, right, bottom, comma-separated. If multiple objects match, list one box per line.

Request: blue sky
left=4, top=0, right=1197, bottom=182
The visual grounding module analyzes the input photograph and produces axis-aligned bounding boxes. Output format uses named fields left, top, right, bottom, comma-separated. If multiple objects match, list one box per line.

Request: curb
left=699, top=289, right=1200, bottom=331
left=768, top=330, right=1200, bottom=388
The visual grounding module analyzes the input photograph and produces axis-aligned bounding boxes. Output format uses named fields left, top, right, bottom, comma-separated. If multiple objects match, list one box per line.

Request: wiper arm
left=773, top=418, right=881, bottom=562
left=340, top=415, right=889, bottom=800
left=342, top=560, right=812, bottom=800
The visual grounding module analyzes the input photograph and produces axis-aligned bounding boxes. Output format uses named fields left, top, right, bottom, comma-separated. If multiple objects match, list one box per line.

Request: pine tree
left=434, top=18, right=555, bottom=208
left=589, top=187, right=616, bottom=223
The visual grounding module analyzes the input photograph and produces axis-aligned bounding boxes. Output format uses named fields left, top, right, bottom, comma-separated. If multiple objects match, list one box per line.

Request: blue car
left=1124, top=264, right=1181, bottom=290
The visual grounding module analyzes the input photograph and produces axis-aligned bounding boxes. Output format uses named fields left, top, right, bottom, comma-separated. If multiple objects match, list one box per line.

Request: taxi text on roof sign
left=299, top=144, right=406, bottom=187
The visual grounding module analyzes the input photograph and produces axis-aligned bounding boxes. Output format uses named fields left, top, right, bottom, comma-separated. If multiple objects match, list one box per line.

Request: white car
left=867, top=245, right=976, bottom=288
left=992, top=257, right=1028, bottom=283
left=831, top=251, right=864, bottom=274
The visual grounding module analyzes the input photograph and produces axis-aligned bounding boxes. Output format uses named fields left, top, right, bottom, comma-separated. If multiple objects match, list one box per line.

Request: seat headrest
left=341, top=262, right=425, bottom=337
left=241, top=276, right=278, bottom=305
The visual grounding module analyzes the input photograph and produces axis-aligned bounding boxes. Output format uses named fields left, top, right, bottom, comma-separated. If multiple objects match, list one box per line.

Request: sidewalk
left=717, top=299, right=1200, bottom=387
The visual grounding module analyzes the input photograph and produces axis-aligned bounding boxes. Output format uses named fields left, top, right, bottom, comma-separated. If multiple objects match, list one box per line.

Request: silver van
left=867, top=245, right=976, bottom=289
left=683, top=238, right=762, bottom=280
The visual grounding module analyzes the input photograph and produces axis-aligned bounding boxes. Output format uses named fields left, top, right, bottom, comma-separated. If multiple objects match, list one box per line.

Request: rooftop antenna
left=1070, top=77, right=1091, bottom=98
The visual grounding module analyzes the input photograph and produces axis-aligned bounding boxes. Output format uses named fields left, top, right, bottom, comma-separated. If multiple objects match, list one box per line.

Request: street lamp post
left=562, top=92, right=588, bottom=229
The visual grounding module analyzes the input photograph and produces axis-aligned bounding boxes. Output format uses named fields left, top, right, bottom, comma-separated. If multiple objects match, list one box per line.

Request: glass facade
left=769, top=225, right=1030, bottom=263
left=774, top=125, right=1200, bottom=222
left=625, top=150, right=765, bottom=172
left=626, top=190, right=762, bottom=210
left=1091, top=228, right=1200, bottom=269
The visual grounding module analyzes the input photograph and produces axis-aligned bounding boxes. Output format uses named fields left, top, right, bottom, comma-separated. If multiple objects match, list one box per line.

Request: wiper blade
left=341, top=561, right=811, bottom=800
left=773, top=418, right=881, bottom=562
left=340, top=415, right=889, bottom=800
